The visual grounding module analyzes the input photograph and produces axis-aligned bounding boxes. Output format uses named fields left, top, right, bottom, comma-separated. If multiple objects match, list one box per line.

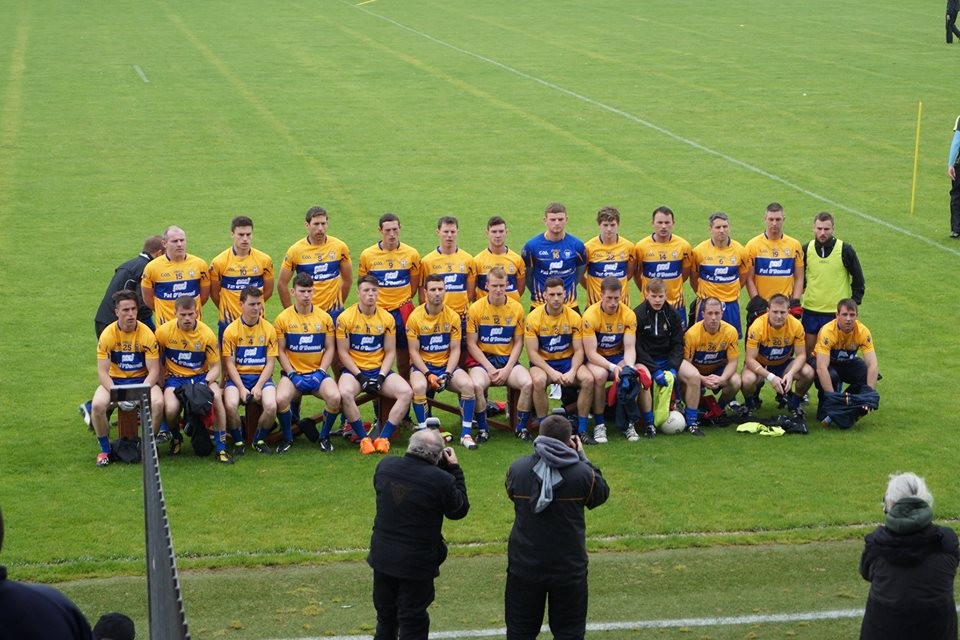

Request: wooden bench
left=427, top=387, right=520, bottom=431
left=117, top=409, right=140, bottom=440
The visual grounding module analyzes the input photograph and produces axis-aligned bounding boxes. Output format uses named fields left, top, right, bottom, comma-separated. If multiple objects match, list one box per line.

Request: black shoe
left=253, top=440, right=273, bottom=454
left=687, top=423, right=705, bottom=437
left=319, top=438, right=334, bottom=453
left=643, top=424, right=656, bottom=439
left=276, top=440, right=293, bottom=454
left=475, top=430, right=490, bottom=444
left=579, top=433, right=597, bottom=445
left=951, top=231, right=960, bottom=238
left=156, top=430, right=172, bottom=444
left=516, top=429, right=532, bottom=442
left=170, top=438, right=182, bottom=455
left=217, top=450, right=234, bottom=465
left=232, top=443, right=245, bottom=457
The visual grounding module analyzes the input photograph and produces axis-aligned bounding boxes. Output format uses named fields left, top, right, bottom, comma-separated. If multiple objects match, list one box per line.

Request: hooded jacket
left=859, top=497, right=959, bottom=639
left=633, top=301, right=684, bottom=371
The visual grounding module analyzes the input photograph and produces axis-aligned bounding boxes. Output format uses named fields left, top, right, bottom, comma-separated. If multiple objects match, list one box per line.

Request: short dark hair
left=837, top=298, right=858, bottom=313
left=768, top=293, right=790, bottom=308
left=142, top=235, right=164, bottom=254
left=596, top=206, right=620, bottom=224
left=379, top=212, right=400, bottom=228
left=651, top=206, right=674, bottom=221
left=174, top=295, right=196, bottom=311
left=112, top=290, right=138, bottom=308
left=544, top=276, right=565, bottom=290
left=708, top=211, right=729, bottom=225
left=292, top=272, right=314, bottom=289
left=814, top=211, right=834, bottom=224
left=544, top=202, right=567, bottom=215
left=437, top=215, right=459, bottom=228
left=231, top=215, right=253, bottom=231
left=305, top=206, right=327, bottom=222
left=487, top=215, right=506, bottom=229
left=239, top=285, right=263, bottom=302
left=600, top=276, right=622, bottom=293
left=423, top=273, right=446, bottom=287
left=357, top=274, right=379, bottom=289
left=539, top=414, right=572, bottom=442
left=765, top=203, right=784, bottom=214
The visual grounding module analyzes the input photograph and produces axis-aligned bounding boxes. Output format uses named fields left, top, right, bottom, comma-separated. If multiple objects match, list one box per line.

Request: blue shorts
left=802, top=310, right=834, bottom=336
left=541, top=357, right=572, bottom=375
left=474, top=354, right=510, bottom=370
left=602, top=355, right=625, bottom=380
left=286, top=369, right=330, bottom=394
left=344, top=368, right=394, bottom=380
left=421, top=363, right=450, bottom=378
left=327, top=306, right=344, bottom=327
left=164, top=373, right=207, bottom=389
left=224, top=374, right=276, bottom=390
left=699, top=300, right=742, bottom=337
left=111, top=376, right=147, bottom=386
left=765, top=361, right=791, bottom=377
left=218, top=321, right=229, bottom=347
left=388, top=308, right=408, bottom=349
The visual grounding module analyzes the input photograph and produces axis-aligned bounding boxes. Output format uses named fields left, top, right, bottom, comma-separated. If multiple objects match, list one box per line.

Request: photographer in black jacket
left=504, top=414, right=609, bottom=640
left=367, top=429, right=469, bottom=640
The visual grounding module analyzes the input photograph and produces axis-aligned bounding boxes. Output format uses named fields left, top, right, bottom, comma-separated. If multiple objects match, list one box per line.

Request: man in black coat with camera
left=368, top=428, right=469, bottom=639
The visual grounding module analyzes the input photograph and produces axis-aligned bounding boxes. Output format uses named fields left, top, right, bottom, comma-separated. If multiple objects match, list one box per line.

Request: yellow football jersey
left=358, top=242, right=420, bottom=311
left=209, top=247, right=274, bottom=324
left=97, top=321, right=160, bottom=380
left=524, top=305, right=582, bottom=362
left=474, top=248, right=525, bottom=302
left=141, top=254, right=210, bottom=325
left=814, top=319, right=874, bottom=361
left=580, top=301, right=636, bottom=359
left=222, top=317, right=278, bottom=376
left=419, top=248, right=477, bottom=316
left=683, top=320, right=739, bottom=374
left=745, top=315, right=804, bottom=367
left=466, top=296, right=525, bottom=358
left=583, top=236, right=635, bottom=306
left=281, top=236, right=351, bottom=312
left=335, top=304, right=396, bottom=372
left=691, top=240, right=747, bottom=302
left=634, top=234, right=692, bottom=307
left=155, top=319, right=219, bottom=378
left=405, top=304, right=462, bottom=368
left=274, top=305, right=335, bottom=374
left=744, top=233, right=804, bottom=299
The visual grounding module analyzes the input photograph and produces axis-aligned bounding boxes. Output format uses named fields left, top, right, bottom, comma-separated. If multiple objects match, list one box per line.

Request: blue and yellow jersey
left=419, top=248, right=476, bottom=316
left=358, top=242, right=420, bottom=311
left=691, top=240, right=747, bottom=302
left=524, top=305, right=582, bottom=362
left=474, top=248, right=525, bottom=302
left=634, top=234, right=693, bottom=308
left=155, top=319, right=219, bottom=378
left=141, top=254, right=209, bottom=325
left=466, top=296, right=524, bottom=358
left=581, top=302, right=636, bottom=359
left=274, top=305, right=335, bottom=374
left=521, top=233, right=587, bottom=307
left=683, top=320, right=739, bottom=374
left=222, top=316, right=278, bottom=376
left=744, top=234, right=804, bottom=300
left=97, top=321, right=160, bottom=380
left=405, top=304, right=462, bottom=368
left=281, top=236, right=351, bottom=312
left=746, top=315, right=804, bottom=367
left=583, top=235, right=635, bottom=306
left=814, top=319, right=874, bottom=362
left=209, top=247, right=274, bottom=325
left=335, top=304, right=395, bottom=372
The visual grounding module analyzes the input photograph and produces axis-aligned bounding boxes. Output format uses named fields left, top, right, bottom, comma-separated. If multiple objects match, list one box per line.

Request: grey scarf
left=531, top=436, right=586, bottom=513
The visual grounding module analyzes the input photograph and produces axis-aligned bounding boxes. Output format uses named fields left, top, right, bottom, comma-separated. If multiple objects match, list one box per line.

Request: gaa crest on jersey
left=258, top=336, right=265, bottom=345
left=563, top=250, right=573, bottom=258
left=194, top=342, right=201, bottom=350
left=328, top=251, right=337, bottom=259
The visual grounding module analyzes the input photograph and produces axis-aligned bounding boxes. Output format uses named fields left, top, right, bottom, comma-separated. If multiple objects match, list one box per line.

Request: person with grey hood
left=504, top=414, right=609, bottom=640
left=859, top=472, right=958, bottom=640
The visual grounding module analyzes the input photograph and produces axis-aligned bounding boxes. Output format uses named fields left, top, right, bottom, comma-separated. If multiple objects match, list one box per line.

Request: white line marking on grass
left=356, top=0, right=377, bottom=5
left=271, top=608, right=868, bottom=640
left=132, top=64, right=150, bottom=83
left=344, top=3, right=960, bottom=259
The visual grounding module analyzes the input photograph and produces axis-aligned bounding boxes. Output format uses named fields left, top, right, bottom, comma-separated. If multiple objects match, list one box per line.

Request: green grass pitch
left=0, top=1, right=957, bottom=638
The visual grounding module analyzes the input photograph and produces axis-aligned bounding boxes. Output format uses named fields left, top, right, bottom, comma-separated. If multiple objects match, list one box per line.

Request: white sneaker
left=624, top=425, right=640, bottom=442
left=593, top=424, right=608, bottom=444
left=460, top=434, right=478, bottom=450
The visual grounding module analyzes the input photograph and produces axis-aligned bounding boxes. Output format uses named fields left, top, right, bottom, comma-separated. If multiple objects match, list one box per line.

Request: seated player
left=683, top=297, right=742, bottom=420
left=90, top=290, right=164, bottom=467
left=465, top=267, right=534, bottom=441
left=155, top=295, right=231, bottom=464
left=814, top=298, right=879, bottom=424
left=407, top=274, right=478, bottom=449
left=634, top=278, right=703, bottom=437
left=337, top=275, right=413, bottom=455
left=274, top=273, right=342, bottom=453
left=222, top=286, right=279, bottom=454
left=581, top=276, right=638, bottom=443
left=524, top=277, right=594, bottom=438
left=741, top=294, right=815, bottom=420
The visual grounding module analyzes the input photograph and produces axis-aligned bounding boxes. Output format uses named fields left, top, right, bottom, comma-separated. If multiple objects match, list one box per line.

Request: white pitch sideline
left=270, top=607, right=866, bottom=640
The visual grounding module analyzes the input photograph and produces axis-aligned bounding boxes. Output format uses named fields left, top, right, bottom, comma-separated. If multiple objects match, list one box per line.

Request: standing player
left=690, top=212, right=748, bottom=336
left=358, top=213, right=420, bottom=379
left=474, top=215, right=525, bottom=302
left=743, top=203, right=804, bottom=310
left=524, top=277, right=594, bottom=437
left=337, top=276, right=414, bottom=455
left=683, top=297, right=742, bottom=417
left=800, top=211, right=866, bottom=355
left=465, top=267, right=534, bottom=441
left=155, top=296, right=231, bottom=464
left=419, top=216, right=477, bottom=331
left=634, top=206, right=693, bottom=327
left=209, top=215, right=274, bottom=343
left=274, top=273, right=342, bottom=453
left=581, top=277, right=638, bottom=443
left=522, top=202, right=587, bottom=310
left=277, top=206, right=352, bottom=323
left=141, top=226, right=210, bottom=326
left=582, top=206, right=635, bottom=307
left=407, top=275, right=478, bottom=449
left=741, top=294, right=815, bottom=419
left=222, top=286, right=279, bottom=454
left=90, top=291, right=164, bottom=467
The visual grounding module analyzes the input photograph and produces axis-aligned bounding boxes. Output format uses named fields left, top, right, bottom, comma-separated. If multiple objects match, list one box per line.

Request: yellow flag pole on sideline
left=910, top=100, right=922, bottom=216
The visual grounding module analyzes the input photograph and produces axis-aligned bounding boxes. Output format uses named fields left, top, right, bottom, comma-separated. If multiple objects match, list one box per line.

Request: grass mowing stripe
left=345, top=1, right=960, bottom=258
left=271, top=608, right=868, bottom=640
left=132, top=64, right=150, bottom=83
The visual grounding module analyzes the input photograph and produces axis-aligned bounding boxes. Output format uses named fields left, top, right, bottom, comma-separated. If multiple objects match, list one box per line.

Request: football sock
left=379, top=420, right=397, bottom=440
left=684, top=407, right=699, bottom=425
left=475, top=410, right=489, bottom=432
left=413, top=396, right=428, bottom=427
left=97, top=436, right=111, bottom=454
left=279, top=409, right=293, bottom=441
left=460, top=397, right=476, bottom=429
left=230, top=428, right=244, bottom=445
left=592, top=413, right=605, bottom=427
left=215, top=430, right=226, bottom=453
left=516, top=410, right=530, bottom=430
left=320, top=410, right=337, bottom=439
left=351, top=418, right=368, bottom=439
left=643, top=410, right=655, bottom=427
left=577, top=416, right=588, bottom=434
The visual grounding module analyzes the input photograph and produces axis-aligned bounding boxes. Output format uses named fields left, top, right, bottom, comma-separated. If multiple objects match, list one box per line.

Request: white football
left=659, top=410, right=687, bottom=435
